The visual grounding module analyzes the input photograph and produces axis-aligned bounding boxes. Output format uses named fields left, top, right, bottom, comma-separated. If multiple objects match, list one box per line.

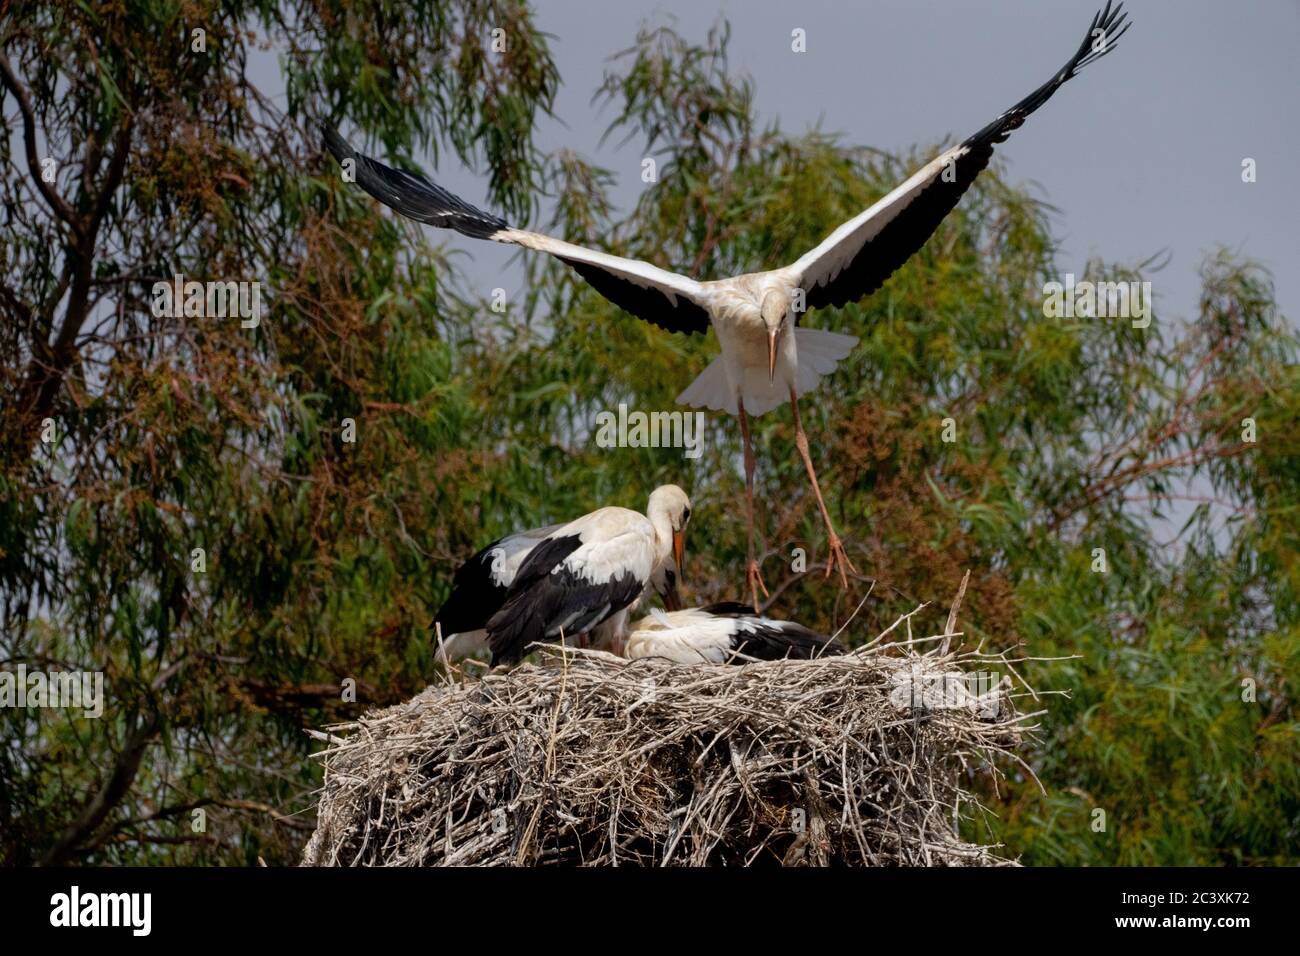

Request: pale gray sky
left=424, top=0, right=1299, bottom=330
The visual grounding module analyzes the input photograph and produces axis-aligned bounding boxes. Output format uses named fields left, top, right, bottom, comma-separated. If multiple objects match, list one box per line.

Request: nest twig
left=302, top=596, right=1047, bottom=867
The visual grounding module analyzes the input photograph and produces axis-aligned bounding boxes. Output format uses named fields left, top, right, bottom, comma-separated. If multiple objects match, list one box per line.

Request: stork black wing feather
left=323, top=125, right=711, bottom=336
left=731, top=619, right=846, bottom=661
left=486, top=535, right=643, bottom=666
left=432, top=535, right=513, bottom=638
left=804, top=4, right=1129, bottom=312
left=697, top=601, right=759, bottom=617
left=556, top=256, right=711, bottom=336
left=692, top=604, right=847, bottom=660
left=322, top=125, right=508, bottom=240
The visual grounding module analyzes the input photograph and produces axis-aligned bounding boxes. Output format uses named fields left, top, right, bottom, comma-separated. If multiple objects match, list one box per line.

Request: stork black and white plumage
left=433, top=519, right=682, bottom=662
left=324, top=4, right=1131, bottom=610
left=433, top=522, right=556, bottom=663
left=483, top=484, right=692, bottom=666
left=623, top=602, right=846, bottom=664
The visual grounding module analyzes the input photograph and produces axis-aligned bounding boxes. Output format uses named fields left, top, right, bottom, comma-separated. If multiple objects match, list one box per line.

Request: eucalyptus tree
left=1, top=5, right=1294, bottom=866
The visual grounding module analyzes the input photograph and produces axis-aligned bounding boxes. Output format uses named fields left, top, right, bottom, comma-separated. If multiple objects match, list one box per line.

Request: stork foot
left=825, top=535, right=857, bottom=587
left=746, top=559, right=770, bottom=612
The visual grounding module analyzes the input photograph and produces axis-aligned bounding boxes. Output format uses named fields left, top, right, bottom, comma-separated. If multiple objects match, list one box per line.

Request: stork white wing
left=433, top=522, right=563, bottom=661
left=788, top=145, right=969, bottom=305
left=487, top=507, right=657, bottom=664
left=322, top=126, right=712, bottom=335
left=789, top=2, right=1130, bottom=312
left=624, top=603, right=846, bottom=664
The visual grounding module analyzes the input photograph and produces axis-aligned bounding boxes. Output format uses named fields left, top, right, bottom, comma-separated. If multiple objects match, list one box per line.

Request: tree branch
left=38, top=713, right=159, bottom=866
left=5, top=90, right=135, bottom=464
left=0, top=52, right=84, bottom=238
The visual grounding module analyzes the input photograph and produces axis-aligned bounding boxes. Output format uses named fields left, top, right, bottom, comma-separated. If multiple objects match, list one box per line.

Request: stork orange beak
left=672, top=528, right=686, bottom=584
left=768, top=327, right=781, bottom=382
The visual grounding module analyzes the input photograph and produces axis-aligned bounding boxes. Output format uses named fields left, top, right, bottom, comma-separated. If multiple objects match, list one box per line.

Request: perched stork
left=433, top=518, right=681, bottom=663
left=324, top=4, right=1131, bottom=609
left=623, top=602, right=845, bottom=664
left=483, top=484, right=692, bottom=666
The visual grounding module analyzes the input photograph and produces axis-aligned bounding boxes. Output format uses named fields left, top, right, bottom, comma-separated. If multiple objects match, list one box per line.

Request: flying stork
left=433, top=515, right=681, bottom=663
left=323, top=4, right=1131, bottom=610
left=482, top=484, right=692, bottom=666
left=623, top=602, right=845, bottom=664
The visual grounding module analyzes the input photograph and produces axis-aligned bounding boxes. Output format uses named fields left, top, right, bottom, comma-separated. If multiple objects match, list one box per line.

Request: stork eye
left=682, top=506, right=691, bottom=524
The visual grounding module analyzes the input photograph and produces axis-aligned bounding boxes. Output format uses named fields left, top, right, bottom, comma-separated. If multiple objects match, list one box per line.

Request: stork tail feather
left=676, top=328, right=858, bottom=418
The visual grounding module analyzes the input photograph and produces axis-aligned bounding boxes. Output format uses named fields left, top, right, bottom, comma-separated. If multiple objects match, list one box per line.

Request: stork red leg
left=788, top=387, right=856, bottom=587
left=738, top=397, right=769, bottom=611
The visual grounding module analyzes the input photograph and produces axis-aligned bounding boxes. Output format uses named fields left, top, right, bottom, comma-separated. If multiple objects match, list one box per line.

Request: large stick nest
left=303, top=602, right=1044, bottom=866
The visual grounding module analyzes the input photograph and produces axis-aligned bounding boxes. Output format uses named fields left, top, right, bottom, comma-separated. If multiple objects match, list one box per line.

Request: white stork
left=433, top=515, right=682, bottom=663
left=481, top=484, right=692, bottom=665
left=623, top=602, right=845, bottom=664
left=324, top=4, right=1131, bottom=609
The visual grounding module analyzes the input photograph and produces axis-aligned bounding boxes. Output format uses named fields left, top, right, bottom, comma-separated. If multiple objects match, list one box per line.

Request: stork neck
left=646, top=506, right=675, bottom=565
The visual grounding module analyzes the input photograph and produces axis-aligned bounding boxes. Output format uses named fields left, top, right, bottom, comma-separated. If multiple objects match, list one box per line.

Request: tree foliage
left=1, top=4, right=1295, bottom=865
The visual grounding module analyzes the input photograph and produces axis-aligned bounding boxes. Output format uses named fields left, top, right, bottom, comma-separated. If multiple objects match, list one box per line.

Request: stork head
left=647, top=484, right=692, bottom=593
left=760, top=289, right=790, bottom=381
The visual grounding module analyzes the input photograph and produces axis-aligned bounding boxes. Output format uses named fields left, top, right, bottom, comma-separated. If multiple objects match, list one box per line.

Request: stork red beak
left=768, top=327, right=781, bottom=381
left=672, top=528, right=686, bottom=584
